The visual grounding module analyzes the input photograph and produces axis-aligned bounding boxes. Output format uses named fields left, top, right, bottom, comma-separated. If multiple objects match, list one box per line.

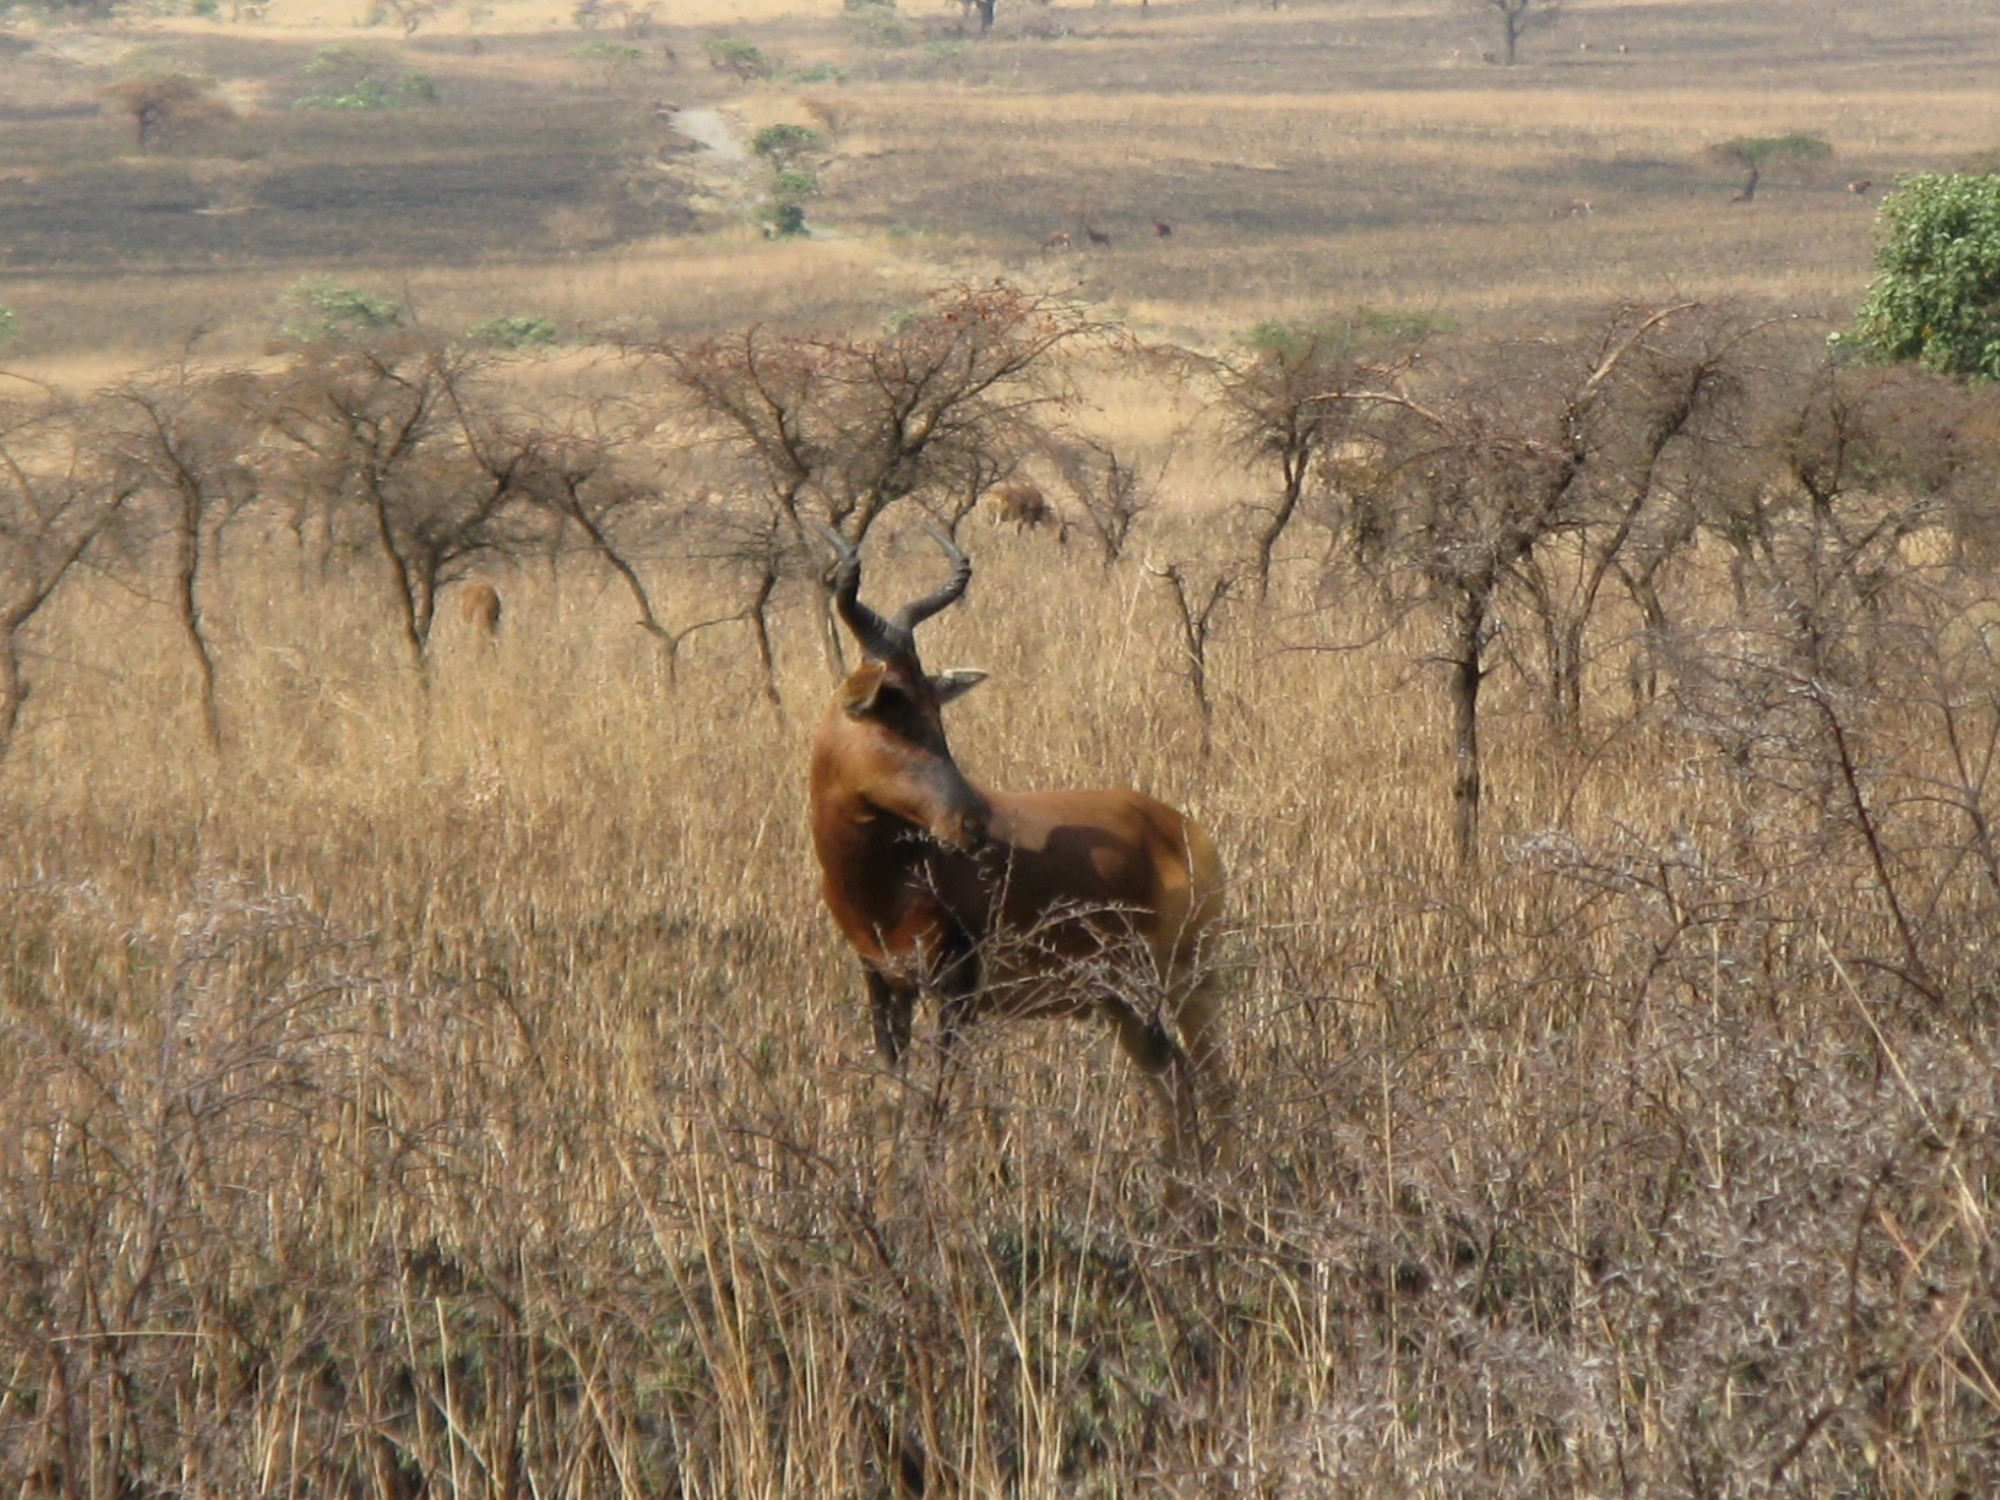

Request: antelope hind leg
left=1102, top=994, right=1208, bottom=1169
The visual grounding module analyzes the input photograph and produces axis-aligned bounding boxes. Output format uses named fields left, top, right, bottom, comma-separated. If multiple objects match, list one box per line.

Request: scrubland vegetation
left=6, top=0, right=2000, bottom=1495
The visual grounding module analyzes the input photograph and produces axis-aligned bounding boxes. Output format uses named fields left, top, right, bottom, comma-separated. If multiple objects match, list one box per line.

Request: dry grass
left=4, top=1, right=2000, bottom=1493
left=5, top=356, right=2000, bottom=1489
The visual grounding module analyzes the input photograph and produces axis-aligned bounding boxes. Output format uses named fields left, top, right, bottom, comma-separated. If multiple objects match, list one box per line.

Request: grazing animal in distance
left=1551, top=197, right=1593, bottom=218
left=987, top=480, right=1058, bottom=534
left=1729, top=165, right=1759, bottom=204
left=1847, top=178, right=1873, bottom=195
left=808, top=526, right=1232, bottom=1165
left=1041, top=230, right=1071, bottom=252
left=1084, top=224, right=1112, bottom=246
left=460, top=579, right=502, bottom=640
left=1153, top=218, right=1174, bottom=237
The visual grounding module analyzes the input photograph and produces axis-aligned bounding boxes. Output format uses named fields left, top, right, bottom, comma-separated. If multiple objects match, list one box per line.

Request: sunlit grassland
left=5, top=0, right=2000, bottom=1491
left=6, top=0, right=1999, bottom=375
left=8, top=443, right=1998, bottom=1488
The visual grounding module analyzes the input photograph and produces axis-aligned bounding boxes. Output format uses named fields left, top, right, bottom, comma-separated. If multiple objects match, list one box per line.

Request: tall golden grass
left=4, top=371, right=1999, bottom=1490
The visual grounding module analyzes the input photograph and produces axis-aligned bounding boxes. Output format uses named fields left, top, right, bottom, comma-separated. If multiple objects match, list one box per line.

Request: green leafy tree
left=1849, top=173, right=2000, bottom=382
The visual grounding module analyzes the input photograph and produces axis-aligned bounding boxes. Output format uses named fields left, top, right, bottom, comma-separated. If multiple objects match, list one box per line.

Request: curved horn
left=813, top=522, right=906, bottom=662
left=893, top=525, right=973, bottom=632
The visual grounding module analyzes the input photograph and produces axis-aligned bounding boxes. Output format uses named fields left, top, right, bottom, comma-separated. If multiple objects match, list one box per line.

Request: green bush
left=283, top=277, right=405, bottom=343
left=783, top=63, right=849, bottom=85
left=1846, top=173, right=2000, bottom=381
left=294, top=46, right=437, bottom=109
left=766, top=201, right=808, bottom=238
left=771, top=168, right=820, bottom=201
left=463, top=316, right=561, bottom=351
left=1246, top=310, right=1444, bottom=362
left=705, top=37, right=771, bottom=81
left=751, top=123, right=823, bottom=163
left=843, top=0, right=907, bottom=47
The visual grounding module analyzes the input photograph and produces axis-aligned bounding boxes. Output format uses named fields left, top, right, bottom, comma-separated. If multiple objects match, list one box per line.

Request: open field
left=3, top=0, right=1999, bottom=368
left=6, top=2, right=2000, bottom=1496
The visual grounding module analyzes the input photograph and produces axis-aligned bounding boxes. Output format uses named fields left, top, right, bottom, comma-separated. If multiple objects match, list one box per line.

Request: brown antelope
left=808, top=527, right=1231, bottom=1164
left=1084, top=224, right=1113, bottom=247
left=1041, top=230, right=1071, bottom=252
left=460, top=579, right=502, bottom=640
left=1729, top=165, right=1759, bottom=204
left=1847, top=178, right=1873, bottom=195
left=987, top=480, right=1057, bottom=534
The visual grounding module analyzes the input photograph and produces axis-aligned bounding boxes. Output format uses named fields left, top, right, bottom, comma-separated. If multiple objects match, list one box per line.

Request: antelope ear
left=841, top=664, right=887, bottom=716
left=932, top=668, right=988, bottom=704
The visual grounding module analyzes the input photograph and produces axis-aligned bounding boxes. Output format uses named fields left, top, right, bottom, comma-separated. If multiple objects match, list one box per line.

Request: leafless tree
left=1507, top=304, right=1748, bottom=736
left=1307, top=304, right=1745, bottom=865
left=260, top=337, right=531, bottom=676
left=0, top=392, right=139, bottom=752
left=1481, top=0, right=1566, bottom=65
left=1042, top=434, right=1157, bottom=566
left=100, top=360, right=259, bottom=753
left=640, top=284, right=1110, bottom=677
left=1206, top=328, right=1417, bottom=598
left=1664, top=361, right=1999, bottom=1011
left=1151, top=560, right=1235, bottom=750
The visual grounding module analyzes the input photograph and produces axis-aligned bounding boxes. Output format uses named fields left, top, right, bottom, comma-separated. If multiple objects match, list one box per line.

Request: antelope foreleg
left=866, top=967, right=915, bottom=1064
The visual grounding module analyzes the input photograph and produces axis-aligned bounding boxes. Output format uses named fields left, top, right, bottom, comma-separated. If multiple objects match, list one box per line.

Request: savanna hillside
left=5, top=1, right=2000, bottom=1496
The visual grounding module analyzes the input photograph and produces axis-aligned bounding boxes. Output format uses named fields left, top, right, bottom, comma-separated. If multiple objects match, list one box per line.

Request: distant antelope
left=987, top=480, right=1058, bottom=534
left=1084, top=224, right=1112, bottom=246
left=1847, top=178, right=1873, bottom=195
left=809, top=527, right=1232, bottom=1166
left=1729, top=166, right=1759, bottom=204
left=1153, top=218, right=1173, bottom=237
left=1550, top=197, right=1592, bottom=218
left=460, top=579, right=502, bottom=640
left=1041, top=230, right=1071, bottom=252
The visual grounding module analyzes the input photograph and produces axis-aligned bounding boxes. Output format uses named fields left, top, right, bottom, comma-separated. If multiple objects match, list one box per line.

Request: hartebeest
left=987, top=480, right=1057, bottom=534
left=808, top=527, right=1231, bottom=1163
left=460, top=579, right=502, bottom=640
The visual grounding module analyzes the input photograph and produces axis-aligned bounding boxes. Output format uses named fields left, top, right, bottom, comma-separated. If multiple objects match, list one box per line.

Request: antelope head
left=815, top=524, right=991, bottom=853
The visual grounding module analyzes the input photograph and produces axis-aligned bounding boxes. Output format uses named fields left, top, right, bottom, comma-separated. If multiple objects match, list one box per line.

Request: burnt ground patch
left=0, top=81, right=690, bottom=273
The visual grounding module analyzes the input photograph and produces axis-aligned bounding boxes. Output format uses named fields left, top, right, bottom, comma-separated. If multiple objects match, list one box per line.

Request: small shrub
left=771, top=168, right=819, bottom=201
left=751, top=123, right=823, bottom=163
left=282, top=277, right=405, bottom=342
left=705, top=36, right=771, bottom=81
left=463, top=315, right=561, bottom=351
left=783, top=63, right=849, bottom=85
left=1246, top=309, right=1444, bottom=361
left=294, top=45, right=437, bottom=109
left=843, top=0, right=907, bottom=47
left=766, top=200, right=808, bottom=238
left=0, top=307, right=16, bottom=346
left=571, top=39, right=644, bottom=85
